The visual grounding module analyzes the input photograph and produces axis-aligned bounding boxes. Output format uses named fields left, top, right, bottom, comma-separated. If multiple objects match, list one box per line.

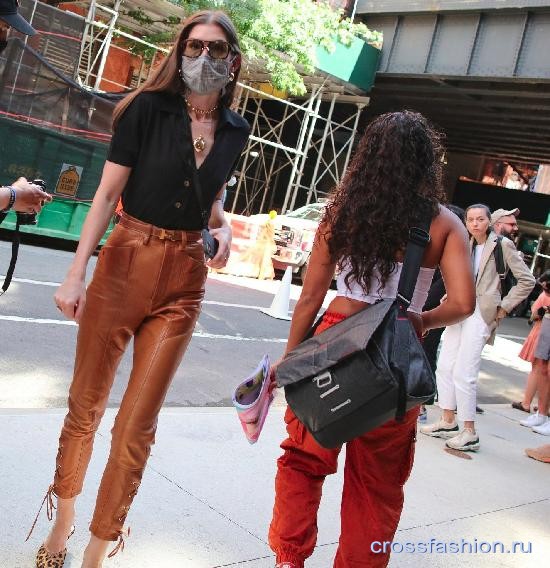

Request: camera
left=16, top=179, right=46, bottom=225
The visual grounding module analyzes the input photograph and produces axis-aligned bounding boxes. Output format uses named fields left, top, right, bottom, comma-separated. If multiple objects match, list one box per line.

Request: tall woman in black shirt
left=30, top=11, right=249, bottom=567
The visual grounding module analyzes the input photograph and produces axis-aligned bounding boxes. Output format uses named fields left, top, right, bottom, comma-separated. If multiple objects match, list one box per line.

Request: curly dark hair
left=324, top=110, right=446, bottom=293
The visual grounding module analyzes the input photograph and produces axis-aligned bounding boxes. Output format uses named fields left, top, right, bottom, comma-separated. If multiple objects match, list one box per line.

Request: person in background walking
left=513, top=271, right=550, bottom=413
left=421, top=204, right=535, bottom=451
left=520, top=285, right=550, bottom=436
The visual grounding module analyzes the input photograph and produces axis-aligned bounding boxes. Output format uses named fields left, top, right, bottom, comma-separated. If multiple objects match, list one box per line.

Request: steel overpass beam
left=363, top=11, right=550, bottom=80
left=357, top=1, right=550, bottom=15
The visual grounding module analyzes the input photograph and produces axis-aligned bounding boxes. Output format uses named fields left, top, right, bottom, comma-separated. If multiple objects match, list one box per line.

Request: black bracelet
left=1, top=186, right=16, bottom=212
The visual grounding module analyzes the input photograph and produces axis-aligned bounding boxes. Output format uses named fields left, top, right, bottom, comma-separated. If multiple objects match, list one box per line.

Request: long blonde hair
left=112, top=10, right=241, bottom=127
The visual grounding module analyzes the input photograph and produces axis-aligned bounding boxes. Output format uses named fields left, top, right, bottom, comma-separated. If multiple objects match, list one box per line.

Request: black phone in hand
left=202, top=229, right=219, bottom=260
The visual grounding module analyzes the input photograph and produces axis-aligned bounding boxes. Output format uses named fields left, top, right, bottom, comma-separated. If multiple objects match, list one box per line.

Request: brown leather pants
left=52, top=213, right=206, bottom=541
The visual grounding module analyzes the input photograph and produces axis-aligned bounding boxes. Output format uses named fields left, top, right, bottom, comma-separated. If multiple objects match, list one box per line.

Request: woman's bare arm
left=422, top=215, right=476, bottom=330
left=54, top=161, right=131, bottom=321
left=284, top=223, right=336, bottom=355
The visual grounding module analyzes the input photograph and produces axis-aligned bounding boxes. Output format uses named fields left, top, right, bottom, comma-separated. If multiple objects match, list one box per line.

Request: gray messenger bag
left=275, top=215, right=436, bottom=449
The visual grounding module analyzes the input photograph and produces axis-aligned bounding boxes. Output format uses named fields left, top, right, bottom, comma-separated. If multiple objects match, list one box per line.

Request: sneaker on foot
left=276, top=564, right=297, bottom=568
left=420, top=418, right=459, bottom=438
left=445, top=428, right=480, bottom=451
left=532, top=419, right=550, bottom=436
left=520, top=413, right=548, bottom=428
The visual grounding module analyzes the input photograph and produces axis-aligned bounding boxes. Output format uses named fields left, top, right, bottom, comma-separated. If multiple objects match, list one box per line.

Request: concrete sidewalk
left=1, top=405, right=548, bottom=568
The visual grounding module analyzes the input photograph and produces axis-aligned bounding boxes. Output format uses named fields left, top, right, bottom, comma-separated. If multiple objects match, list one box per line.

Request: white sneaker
left=520, top=413, right=548, bottom=428
left=445, top=429, right=480, bottom=451
left=420, top=418, right=459, bottom=439
left=532, top=418, right=550, bottom=436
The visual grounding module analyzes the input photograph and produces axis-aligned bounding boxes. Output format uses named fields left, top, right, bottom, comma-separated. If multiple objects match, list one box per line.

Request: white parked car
left=271, top=200, right=327, bottom=281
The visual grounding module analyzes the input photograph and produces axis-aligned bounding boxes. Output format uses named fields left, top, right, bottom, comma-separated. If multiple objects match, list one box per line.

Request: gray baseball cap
left=491, top=208, right=520, bottom=225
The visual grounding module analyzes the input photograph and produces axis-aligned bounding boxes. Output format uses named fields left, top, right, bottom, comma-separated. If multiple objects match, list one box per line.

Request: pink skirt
left=519, top=321, right=542, bottom=363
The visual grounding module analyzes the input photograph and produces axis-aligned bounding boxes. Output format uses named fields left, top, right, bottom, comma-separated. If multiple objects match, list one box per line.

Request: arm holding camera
left=54, top=162, right=130, bottom=323
left=0, top=177, right=51, bottom=214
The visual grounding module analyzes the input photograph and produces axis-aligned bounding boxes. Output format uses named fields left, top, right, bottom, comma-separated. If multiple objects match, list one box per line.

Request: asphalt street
left=0, top=239, right=533, bottom=410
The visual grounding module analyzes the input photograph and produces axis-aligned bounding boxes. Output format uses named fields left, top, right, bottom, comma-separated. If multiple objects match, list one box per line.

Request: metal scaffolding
left=231, top=83, right=368, bottom=215
left=75, top=0, right=171, bottom=91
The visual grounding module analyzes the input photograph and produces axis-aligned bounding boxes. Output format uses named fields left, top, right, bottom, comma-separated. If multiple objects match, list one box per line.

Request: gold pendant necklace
left=184, top=96, right=217, bottom=153
left=193, top=135, right=206, bottom=153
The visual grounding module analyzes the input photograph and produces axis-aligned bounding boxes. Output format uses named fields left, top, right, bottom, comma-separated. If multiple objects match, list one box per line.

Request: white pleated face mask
left=181, top=55, right=232, bottom=94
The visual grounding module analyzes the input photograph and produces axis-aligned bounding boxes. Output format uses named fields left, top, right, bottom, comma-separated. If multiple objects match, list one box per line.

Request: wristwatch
left=0, top=186, right=17, bottom=212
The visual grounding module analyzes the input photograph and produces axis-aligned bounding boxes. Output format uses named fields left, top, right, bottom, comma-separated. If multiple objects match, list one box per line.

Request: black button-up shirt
left=107, top=91, right=250, bottom=230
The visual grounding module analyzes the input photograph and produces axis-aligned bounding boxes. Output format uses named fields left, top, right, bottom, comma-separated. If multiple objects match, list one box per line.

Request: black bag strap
left=396, top=214, right=432, bottom=310
left=182, top=111, right=209, bottom=230
left=394, top=209, right=432, bottom=422
left=493, top=236, right=514, bottom=299
left=493, top=235, right=507, bottom=279
left=1, top=217, right=21, bottom=295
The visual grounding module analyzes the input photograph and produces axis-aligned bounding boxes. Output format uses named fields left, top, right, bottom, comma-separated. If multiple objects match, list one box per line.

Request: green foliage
left=125, top=31, right=176, bottom=63
left=126, top=0, right=382, bottom=94
left=125, top=9, right=154, bottom=26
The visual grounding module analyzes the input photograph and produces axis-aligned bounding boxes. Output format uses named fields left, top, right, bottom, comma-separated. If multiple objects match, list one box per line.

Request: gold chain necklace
left=184, top=96, right=219, bottom=117
left=184, top=97, right=218, bottom=153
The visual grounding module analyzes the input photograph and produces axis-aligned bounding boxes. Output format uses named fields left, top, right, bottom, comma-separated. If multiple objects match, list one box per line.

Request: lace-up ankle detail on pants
left=42, top=214, right=206, bottom=543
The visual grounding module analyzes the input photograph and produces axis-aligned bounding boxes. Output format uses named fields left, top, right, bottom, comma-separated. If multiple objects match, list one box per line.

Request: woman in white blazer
left=421, top=203, right=535, bottom=451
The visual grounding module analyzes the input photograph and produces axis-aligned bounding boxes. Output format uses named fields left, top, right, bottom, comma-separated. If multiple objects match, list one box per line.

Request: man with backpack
left=491, top=207, right=536, bottom=318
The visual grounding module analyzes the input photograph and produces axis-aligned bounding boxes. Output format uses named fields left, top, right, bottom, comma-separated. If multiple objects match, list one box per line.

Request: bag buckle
left=312, top=370, right=332, bottom=389
left=397, top=293, right=411, bottom=308
left=158, top=228, right=176, bottom=241
left=409, top=227, right=430, bottom=246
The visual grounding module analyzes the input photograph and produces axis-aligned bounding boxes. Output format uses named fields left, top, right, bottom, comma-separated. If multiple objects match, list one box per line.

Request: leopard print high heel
left=35, top=525, right=75, bottom=568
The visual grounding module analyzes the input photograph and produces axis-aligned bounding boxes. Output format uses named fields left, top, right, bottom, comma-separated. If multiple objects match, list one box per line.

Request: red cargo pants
left=269, top=311, right=419, bottom=568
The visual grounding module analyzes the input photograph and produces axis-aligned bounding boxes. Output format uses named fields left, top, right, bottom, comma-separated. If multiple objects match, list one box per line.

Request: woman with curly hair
left=268, top=110, right=475, bottom=568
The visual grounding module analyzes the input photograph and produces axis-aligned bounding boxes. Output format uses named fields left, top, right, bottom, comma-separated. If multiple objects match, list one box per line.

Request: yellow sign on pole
left=56, top=164, right=83, bottom=197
